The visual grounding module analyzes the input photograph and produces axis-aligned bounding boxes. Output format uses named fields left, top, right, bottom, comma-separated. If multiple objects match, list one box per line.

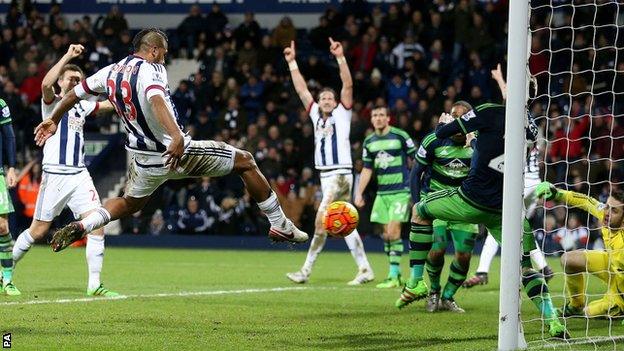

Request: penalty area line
left=0, top=286, right=335, bottom=307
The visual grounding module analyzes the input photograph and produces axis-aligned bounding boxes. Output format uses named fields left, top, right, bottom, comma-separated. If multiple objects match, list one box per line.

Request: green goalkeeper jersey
left=362, top=126, right=416, bottom=195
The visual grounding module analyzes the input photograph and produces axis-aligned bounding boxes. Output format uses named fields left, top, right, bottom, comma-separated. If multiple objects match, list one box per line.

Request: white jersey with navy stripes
left=525, top=146, right=541, bottom=190
left=74, top=55, right=190, bottom=155
left=308, top=102, right=353, bottom=173
left=41, top=96, right=98, bottom=174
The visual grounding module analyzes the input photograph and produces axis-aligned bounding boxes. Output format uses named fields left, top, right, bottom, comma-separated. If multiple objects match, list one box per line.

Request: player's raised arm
left=284, top=40, right=314, bottom=109
left=329, top=37, right=353, bottom=109
left=535, top=181, right=605, bottom=220
left=34, top=89, right=79, bottom=146
left=491, top=63, right=507, bottom=101
left=41, top=44, right=84, bottom=103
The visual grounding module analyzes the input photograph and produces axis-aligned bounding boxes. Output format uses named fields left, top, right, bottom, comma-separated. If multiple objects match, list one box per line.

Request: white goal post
left=498, top=0, right=530, bottom=349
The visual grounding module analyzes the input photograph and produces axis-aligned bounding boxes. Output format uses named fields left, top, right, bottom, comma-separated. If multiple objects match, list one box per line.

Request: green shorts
left=417, top=188, right=535, bottom=254
left=0, top=174, right=14, bottom=215
left=432, top=219, right=479, bottom=253
left=370, top=192, right=410, bottom=224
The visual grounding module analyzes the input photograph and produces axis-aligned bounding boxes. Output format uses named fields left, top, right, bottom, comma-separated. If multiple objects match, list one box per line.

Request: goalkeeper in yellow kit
left=536, top=182, right=624, bottom=320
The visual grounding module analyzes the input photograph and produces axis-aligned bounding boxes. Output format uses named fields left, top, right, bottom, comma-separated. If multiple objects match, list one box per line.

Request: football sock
left=442, top=259, right=469, bottom=300
left=13, top=229, right=34, bottom=263
left=564, top=270, right=586, bottom=309
left=301, top=232, right=327, bottom=274
left=408, top=223, right=433, bottom=288
left=476, top=234, right=499, bottom=273
left=386, top=239, right=403, bottom=279
left=344, top=229, right=371, bottom=272
left=522, top=269, right=558, bottom=320
left=425, top=256, right=444, bottom=292
left=0, top=233, right=14, bottom=284
left=81, top=208, right=112, bottom=233
left=530, top=246, right=548, bottom=271
left=86, top=234, right=105, bottom=290
left=257, top=191, right=288, bottom=229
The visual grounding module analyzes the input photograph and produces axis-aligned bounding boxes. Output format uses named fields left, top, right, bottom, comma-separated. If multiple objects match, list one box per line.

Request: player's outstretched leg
left=439, top=254, right=470, bottom=313
left=396, top=211, right=432, bottom=308
left=345, top=229, right=374, bottom=285
left=232, top=150, right=308, bottom=244
left=464, top=234, right=497, bottom=288
left=85, top=231, right=118, bottom=297
left=376, top=238, right=403, bottom=288
left=0, top=230, right=20, bottom=296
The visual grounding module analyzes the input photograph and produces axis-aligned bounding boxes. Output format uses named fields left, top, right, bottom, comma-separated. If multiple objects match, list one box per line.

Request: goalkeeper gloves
left=535, top=181, right=560, bottom=201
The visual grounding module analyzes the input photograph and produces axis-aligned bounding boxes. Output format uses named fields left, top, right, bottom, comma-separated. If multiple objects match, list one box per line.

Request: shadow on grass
left=284, top=331, right=496, bottom=350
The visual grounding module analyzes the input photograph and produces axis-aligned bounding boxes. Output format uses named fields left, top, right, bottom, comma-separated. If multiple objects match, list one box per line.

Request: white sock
left=256, top=191, right=287, bottom=228
left=81, top=208, right=112, bottom=233
left=13, top=229, right=35, bottom=263
left=344, top=229, right=372, bottom=272
left=301, top=232, right=327, bottom=274
left=530, top=245, right=548, bottom=271
left=86, top=234, right=105, bottom=290
left=476, top=234, right=499, bottom=273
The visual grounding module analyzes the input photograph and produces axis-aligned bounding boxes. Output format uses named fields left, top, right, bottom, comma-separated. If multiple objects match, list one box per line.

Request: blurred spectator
left=176, top=196, right=215, bottom=234
left=554, top=214, right=590, bottom=251
left=149, top=209, right=167, bottom=235
left=16, top=161, right=41, bottom=227
left=100, top=5, right=128, bottom=37
left=172, top=80, right=196, bottom=127
left=177, top=5, right=205, bottom=58
left=271, top=16, right=296, bottom=48
left=234, top=12, right=261, bottom=48
left=309, top=16, right=332, bottom=51
left=218, top=97, right=247, bottom=137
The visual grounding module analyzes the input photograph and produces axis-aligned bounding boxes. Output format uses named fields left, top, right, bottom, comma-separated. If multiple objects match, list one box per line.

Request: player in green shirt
left=0, top=98, right=20, bottom=295
left=411, top=109, right=479, bottom=313
left=355, top=106, right=415, bottom=288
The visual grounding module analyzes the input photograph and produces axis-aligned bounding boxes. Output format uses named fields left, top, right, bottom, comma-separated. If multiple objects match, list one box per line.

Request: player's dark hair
left=317, top=87, right=337, bottom=101
left=133, top=28, right=168, bottom=52
left=371, top=105, right=389, bottom=115
left=612, top=188, right=624, bottom=204
left=59, top=64, right=84, bottom=79
left=452, top=100, right=473, bottom=112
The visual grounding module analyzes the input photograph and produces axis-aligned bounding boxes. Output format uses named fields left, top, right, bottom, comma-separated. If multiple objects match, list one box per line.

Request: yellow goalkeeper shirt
left=559, top=190, right=624, bottom=273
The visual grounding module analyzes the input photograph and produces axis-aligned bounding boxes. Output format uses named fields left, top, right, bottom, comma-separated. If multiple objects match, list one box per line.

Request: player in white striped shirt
left=284, top=39, right=373, bottom=285
left=35, top=29, right=307, bottom=250
left=12, top=44, right=118, bottom=296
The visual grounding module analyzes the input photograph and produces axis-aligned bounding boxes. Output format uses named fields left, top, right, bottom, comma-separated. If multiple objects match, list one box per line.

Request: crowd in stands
left=0, top=1, right=622, bottom=251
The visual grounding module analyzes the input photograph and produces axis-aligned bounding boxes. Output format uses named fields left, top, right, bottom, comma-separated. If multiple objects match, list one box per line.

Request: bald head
left=133, top=28, right=168, bottom=52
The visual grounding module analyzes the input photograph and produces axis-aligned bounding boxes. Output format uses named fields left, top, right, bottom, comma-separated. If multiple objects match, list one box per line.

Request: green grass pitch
left=1, top=246, right=621, bottom=350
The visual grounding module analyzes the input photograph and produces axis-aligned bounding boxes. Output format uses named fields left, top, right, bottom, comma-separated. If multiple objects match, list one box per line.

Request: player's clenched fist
left=283, top=41, right=296, bottom=62
left=66, top=44, right=84, bottom=59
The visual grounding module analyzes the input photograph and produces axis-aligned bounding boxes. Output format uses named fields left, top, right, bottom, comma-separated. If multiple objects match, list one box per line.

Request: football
left=323, top=201, right=359, bottom=237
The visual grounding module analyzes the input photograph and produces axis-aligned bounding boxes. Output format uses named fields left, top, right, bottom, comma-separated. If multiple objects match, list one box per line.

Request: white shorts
left=34, top=169, right=101, bottom=221
left=125, top=140, right=236, bottom=198
left=318, top=172, right=353, bottom=213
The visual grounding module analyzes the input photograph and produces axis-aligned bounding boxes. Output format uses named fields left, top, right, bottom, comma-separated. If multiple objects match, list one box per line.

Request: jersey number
left=107, top=79, right=137, bottom=121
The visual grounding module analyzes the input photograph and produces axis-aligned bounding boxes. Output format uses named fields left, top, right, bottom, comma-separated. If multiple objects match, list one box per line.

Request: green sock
left=442, top=259, right=469, bottom=300
left=426, top=257, right=444, bottom=292
left=386, top=239, right=403, bottom=279
left=522, top=269, right=557, bottom=321
left=408, top=223, right=433, bottom=287
left=0, top=233, right=14, bottom=284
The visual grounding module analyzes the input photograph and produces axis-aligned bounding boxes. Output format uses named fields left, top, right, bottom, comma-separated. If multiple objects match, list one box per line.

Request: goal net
left=513, top=0, right=624, bottom=349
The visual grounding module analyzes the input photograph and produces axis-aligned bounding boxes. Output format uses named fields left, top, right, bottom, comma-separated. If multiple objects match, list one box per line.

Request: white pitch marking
left=0, top=286, right=334, bottom=307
